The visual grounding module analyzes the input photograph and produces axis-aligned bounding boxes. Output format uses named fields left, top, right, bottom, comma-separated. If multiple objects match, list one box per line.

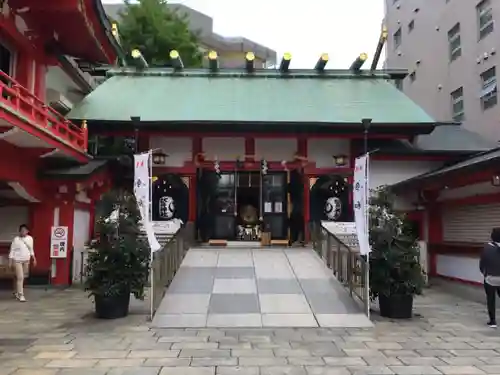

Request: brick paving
left=0, top=283, right=500, bottom=375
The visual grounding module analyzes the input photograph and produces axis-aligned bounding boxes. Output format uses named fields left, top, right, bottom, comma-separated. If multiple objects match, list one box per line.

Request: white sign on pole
left=50, top=226, right=69, bottom=258
left=134, top=152, right=161, bottom=252
left=353, top=155, right=371, bottom=255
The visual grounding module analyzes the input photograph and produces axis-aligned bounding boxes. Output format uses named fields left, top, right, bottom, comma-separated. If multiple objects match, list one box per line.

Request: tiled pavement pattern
left=152, top=247, right=372, bottom=328
left=1, top=284, right=500, bottom=374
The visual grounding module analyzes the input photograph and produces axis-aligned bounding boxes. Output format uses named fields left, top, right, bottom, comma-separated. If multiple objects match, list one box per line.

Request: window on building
left=448, top=23, right=462, bottom=62
left=0, top=43, right=12, bottom=76
left=477, top=0, right=494, bottom=39
left=393, top=28, right=402, bottom=50
left=0, top=43, right=13, bottom=98
left=408, top=20, right=415, bottom=32
left=450, top=87, right=464, bottom=121
left=480, top=67, right=497, bottom=110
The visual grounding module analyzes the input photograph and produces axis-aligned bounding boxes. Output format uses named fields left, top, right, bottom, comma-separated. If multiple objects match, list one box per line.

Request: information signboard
left=50, top=226, right=69, bottom=259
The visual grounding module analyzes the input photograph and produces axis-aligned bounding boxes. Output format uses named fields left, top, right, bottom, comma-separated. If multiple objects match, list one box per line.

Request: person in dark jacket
left=479, top=227, right=500, bottom=328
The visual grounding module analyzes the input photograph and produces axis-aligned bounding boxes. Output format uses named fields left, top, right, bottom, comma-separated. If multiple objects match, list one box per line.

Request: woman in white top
left=9, top=224, right=36, bottom=302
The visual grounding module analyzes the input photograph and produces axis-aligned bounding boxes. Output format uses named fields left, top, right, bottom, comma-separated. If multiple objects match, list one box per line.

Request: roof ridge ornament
left=131, top=49, right=148, bottom=69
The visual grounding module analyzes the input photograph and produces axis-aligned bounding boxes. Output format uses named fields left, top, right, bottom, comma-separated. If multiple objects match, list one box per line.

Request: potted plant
left=85, top=189, right=150, bottom=319
left=368, top=187, right=425, bottom=319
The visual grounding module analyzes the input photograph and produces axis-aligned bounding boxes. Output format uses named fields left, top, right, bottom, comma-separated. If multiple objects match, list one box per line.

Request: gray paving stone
left=389, top=366, right=442, bottom=374
left=143, top=358, right=191, bottom=367
left=323, top=357, right=367, bottom=366
left=298, top=279, right=340, bottom=295
left=238, top=357, right=288, bottom=366
left=478, top=365, right=500, bottom=373
left=216, top=267, right=256, bottom=279
left=287, top=357, right=325, bottom=366
left=106, top=369, right=161, bottom=375
left=232, top=349, right=275, bottom=357
left=168, top=276, right=215, bottom=294
left=257, top=279, right=303, bottom=294
left=435, top=366, right=486, bottom=374
left=56, top=370, right=108, bottom=375
left=191, top=357, right=238, bottom=366
left=306, top=293, right=359, bottom=314
left=179, top=349, right=231, bottom=358
left=215, top=367, right=260, bottom=375
left=209, top=294, right=260, bottom=314
left=347, top=366, right=395, bottom=375
left=398, top=357, right=446, bottom=366
left=305, top=368, right=351, bottom=375
left=441, top=357, right=486, bottom=366
left=159, top=367, right=215, bottom=375
left=213, top=279, right=257, bottom=294
left=260, top=366, right=307, bottom=375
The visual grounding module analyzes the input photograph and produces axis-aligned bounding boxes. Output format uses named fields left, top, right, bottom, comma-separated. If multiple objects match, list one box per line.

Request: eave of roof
left=391, top=146, right=500, bottom=191
left=93, top=0, right=127, bottom=64
left=42, top=160, right=108, bottom=179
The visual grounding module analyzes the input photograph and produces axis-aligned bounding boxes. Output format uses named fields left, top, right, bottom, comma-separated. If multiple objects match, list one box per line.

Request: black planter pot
left=94, top=291, right=131, bottom=319
left=378, top=294, right=413, bottom=319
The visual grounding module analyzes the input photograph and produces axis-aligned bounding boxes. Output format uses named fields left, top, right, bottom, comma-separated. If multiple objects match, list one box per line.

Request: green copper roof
left=68, top=68, right=435, bottom=124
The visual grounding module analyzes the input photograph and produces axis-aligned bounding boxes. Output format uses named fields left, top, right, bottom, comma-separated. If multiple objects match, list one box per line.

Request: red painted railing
left=0, top=70, right=87, bottom=152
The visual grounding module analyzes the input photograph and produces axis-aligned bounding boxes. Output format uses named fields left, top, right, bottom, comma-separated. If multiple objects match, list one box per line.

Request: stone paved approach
left=152, top=247, right=371, bottom=328
left=0, top=286, right=500, bottom=374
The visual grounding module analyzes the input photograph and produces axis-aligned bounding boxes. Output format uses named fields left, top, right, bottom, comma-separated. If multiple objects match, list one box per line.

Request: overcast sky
left=103, top=0, right=386, bottom=69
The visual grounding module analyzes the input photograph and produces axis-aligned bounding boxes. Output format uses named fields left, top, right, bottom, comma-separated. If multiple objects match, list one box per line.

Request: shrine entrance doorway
left=196, top=169, right=288, bottom=243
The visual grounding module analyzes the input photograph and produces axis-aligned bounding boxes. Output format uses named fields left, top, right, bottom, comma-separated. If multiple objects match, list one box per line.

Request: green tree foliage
left=117, top=0, right=203, bottom=67
left=368, top=187, right=425, bottom=300
left=85, top=189, right=150, bottom=299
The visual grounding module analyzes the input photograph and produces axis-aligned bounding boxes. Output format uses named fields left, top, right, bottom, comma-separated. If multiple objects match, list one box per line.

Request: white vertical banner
left=354, top=155, right=371, bottom=255
left=134, top=153, right=161, bottom=252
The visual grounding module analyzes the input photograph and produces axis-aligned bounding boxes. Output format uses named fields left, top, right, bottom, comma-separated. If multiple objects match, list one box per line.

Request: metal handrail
left=311, top=221, right=369, bottom=316
left=150, top=225, right=191, bottom=320
left=0, top=69, right=88, bottom=151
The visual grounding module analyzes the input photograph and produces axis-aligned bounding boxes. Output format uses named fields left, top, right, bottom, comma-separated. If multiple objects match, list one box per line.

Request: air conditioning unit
left=46, top=89, right=73, bottom=115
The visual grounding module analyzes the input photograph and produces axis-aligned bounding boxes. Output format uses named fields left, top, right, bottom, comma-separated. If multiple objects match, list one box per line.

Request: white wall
left=436, top=254, right=483, bottom=284
left=438, top=181, right=500, bottom=201
left=202, top=137, right=245, bottom=161
left=45, top=66, right=85, bottom=105
left=150, top=137, right=192, bottom=167
left=255, top=138, right=297, bottom=161
left=72, top=209, right=90, bottom=284
left=308, top=139, right=350, bottom=168
left=370, top=160, right=443, bottom=190
left=0, top=206, right=29, bottom=242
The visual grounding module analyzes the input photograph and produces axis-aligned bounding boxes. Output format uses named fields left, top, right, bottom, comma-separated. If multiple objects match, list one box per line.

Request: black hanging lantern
left=152, top=151, right=167, bottom=165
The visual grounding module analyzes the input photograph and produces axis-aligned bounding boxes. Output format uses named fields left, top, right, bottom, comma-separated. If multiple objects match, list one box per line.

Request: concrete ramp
left=152, top=247, right=372, bottom=328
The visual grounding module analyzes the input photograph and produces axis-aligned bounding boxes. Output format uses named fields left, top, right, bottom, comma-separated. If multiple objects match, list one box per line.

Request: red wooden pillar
left=348, top=140, right=357, bottom=220
left=34, top=61, right=46, bottom=100
left=245, top=137, right=255, bottom=161
left=298, top=138, right=309, bottom=242
left=189, top=137, right=202, bottom=223
left=188, top=174, right=197, bottom=222
left=30, top=202, right=53, bottom=276
left=304, top=176, right=310, bottom=242
left=137, top=133, right=150, bottom=152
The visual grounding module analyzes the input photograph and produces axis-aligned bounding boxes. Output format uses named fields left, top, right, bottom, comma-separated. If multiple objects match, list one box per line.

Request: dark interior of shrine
left=236, top=187, right=260, bottom=225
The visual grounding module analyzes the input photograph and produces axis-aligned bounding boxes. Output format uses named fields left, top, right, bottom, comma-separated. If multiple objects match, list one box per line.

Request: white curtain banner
left=354, top=155, right=371, bottom=255
left=134, top=153, right=161, bottom=252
